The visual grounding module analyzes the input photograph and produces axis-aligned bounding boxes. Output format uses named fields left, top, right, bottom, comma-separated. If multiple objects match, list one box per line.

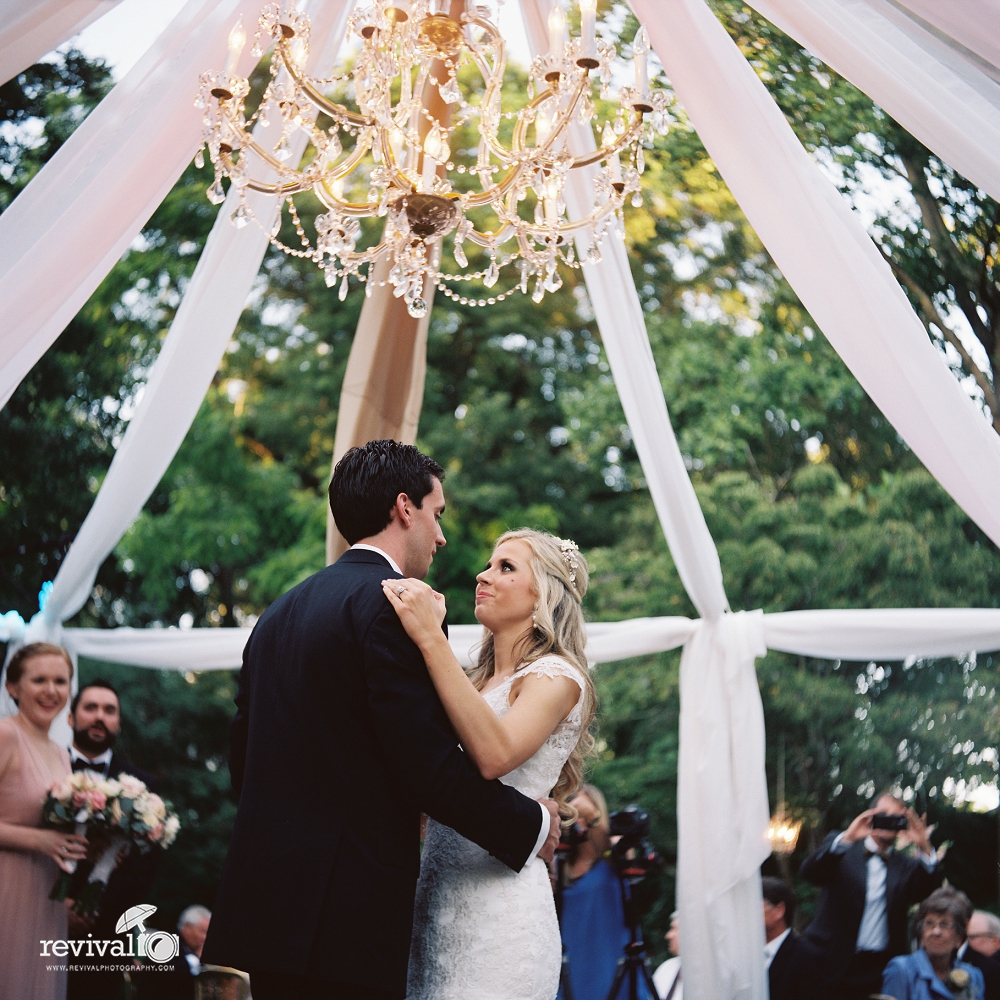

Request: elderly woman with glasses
left=882, top=887, right=985, bottom=1000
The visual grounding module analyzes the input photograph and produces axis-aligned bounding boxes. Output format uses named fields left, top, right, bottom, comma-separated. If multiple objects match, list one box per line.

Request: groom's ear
left=393, top=492, right=413, bottom=527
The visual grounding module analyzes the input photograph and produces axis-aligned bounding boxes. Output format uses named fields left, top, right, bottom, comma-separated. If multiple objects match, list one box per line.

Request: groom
left=202, top=440, right=559, bottom=1000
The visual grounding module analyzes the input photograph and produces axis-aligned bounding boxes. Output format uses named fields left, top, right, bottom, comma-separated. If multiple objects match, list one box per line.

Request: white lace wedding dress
left=406, top=655, right=585, bottom=1000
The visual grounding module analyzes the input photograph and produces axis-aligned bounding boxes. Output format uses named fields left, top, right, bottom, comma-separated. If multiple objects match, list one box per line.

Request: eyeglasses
left=921, top=918, right=958, bottom=933
left=968, top=933, right=997, bottom=941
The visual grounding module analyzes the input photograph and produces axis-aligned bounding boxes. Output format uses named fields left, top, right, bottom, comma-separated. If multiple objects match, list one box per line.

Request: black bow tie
left=72, top=757, right=108, bottom=774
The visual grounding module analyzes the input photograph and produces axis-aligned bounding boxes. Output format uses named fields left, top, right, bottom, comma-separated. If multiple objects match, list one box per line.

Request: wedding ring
left=396, top=586, right=407, bottom=597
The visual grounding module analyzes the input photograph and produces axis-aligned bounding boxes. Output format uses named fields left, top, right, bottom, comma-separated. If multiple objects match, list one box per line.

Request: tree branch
left=879, top=244, right=1000, bottom=433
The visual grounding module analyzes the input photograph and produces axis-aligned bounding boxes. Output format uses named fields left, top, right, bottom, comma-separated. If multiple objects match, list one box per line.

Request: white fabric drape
left=745, top=0, right=1000, bottom=203
left=520, top=0, right=729, bottom=623
left=631, top=0, right=1000, bottom=562
left=0, top=0, right=265, bottom=412
left=677, top=611, right=769, bottom=1000
left=42, top=0, right=353, bottom=625
left=887, top=0, right=1000, bottom=81
left=12, top=605, right=996, bottom=673
left=0, top=0, right=123, bottom=87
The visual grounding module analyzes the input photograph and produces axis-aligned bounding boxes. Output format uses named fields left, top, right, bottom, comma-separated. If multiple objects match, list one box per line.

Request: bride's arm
left=381, top=579, right=579, bottom=780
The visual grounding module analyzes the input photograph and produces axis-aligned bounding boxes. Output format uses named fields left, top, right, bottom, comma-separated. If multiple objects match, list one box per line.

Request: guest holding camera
left=0, top=643, right=83, bottom=1000
left=556, top=785, right=655, bottom=1000
left=882, top=887, right=984, bottom=1000
left=799, top=790, right=942, bottom=999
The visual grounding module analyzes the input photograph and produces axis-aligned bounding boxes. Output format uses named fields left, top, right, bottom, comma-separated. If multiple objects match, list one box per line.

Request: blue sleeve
left=881, top=956, right=910, bottom=999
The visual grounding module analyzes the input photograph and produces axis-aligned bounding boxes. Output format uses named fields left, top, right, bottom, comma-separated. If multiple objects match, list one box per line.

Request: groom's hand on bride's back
left=537, top=798, right=561, bottom=864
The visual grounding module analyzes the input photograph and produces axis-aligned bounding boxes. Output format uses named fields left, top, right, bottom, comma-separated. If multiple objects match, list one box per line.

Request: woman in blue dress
left=882, top=888, right=984, bottom=1000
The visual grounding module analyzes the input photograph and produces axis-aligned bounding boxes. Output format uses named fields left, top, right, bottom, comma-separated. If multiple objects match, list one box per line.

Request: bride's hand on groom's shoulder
left=381, top=578, right=447, bottom=648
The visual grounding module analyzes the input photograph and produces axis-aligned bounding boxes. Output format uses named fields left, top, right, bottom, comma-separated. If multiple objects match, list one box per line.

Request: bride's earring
left=532, top=604, right=538, bottom=628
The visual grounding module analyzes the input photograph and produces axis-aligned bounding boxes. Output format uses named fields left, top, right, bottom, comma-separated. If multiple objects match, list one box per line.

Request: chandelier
left=197, top=1, right=669, bottom=317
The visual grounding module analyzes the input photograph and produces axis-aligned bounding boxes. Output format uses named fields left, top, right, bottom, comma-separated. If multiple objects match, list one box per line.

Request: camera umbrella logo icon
left=116, top=905, right=180, bottom=964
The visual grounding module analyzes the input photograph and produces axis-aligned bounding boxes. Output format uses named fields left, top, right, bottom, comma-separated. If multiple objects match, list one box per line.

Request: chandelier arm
left=462, top=18, right=509, bottom=163
left=463, top=221, right=517, bottom=249
left=276, top=37, right=373, bottom=128
left=314, top=179, right=380, bottom=217
left=570, top=116, right=644, bottom=169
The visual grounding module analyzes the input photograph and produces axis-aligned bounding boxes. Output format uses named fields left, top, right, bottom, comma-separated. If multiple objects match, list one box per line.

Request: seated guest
left=762, top=877, right=818, bottom=1000
left=651, top=913, right=681, bottom=1000
left=65, top=678, right=160, bottom=1000
left=799, top=790, right=942, bottom=999
left=882, top=888, right=984, bottom=1000
left=138, top=905, right=211, bottom=1000
left=557, top=785, right=655, bottom=1000
left=960, top=911, right=1000, bottom=1000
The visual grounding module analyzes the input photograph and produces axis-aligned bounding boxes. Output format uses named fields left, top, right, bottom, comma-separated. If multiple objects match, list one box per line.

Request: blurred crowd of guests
left=0, top=642, right=213, bottom=1000
left=556, top=782, right=998, bottom=1000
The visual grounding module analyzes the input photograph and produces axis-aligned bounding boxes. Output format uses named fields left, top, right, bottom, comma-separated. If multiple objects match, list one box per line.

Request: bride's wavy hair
left=468, top=529, right=596, bottom=822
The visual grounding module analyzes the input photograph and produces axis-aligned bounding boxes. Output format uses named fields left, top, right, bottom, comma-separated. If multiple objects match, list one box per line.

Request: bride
left=381, top=528, right=595, bottom=1000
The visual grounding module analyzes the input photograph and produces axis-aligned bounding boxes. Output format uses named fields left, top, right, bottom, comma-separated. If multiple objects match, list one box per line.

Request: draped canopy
left=1, top=1, right=998, bottom=995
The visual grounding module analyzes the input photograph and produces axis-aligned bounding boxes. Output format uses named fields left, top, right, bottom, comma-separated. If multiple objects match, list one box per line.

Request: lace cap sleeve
left=517, top=655, right=586, bottom=692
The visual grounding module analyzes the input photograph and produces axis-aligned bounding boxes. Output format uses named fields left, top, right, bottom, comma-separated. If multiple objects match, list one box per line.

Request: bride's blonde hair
left=467, top=529, right=596, bottom=821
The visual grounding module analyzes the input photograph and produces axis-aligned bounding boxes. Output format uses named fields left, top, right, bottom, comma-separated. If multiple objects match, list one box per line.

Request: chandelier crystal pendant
left=197, top=0, right=670, bottom=317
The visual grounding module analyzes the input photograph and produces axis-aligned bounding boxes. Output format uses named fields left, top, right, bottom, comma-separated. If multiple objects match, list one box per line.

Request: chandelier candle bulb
left=634, top=26, right=650, bottom=96
left=421, top=128, right=444, bottom=191
left=608, top=151, right=623, bottom=187
left=578, top=0, right=598, bottom=66
left=223, top=18, right=247, bottom=79
left=548, top=5, right=567, bottom=57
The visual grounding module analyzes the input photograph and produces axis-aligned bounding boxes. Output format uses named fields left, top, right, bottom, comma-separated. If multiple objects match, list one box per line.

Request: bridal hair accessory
left=558, top=539, right=580, bottom=587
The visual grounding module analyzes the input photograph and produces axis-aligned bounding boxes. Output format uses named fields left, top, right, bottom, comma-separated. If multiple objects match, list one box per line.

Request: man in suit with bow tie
left=799, top=790, right=942, bottom=1000
left=66, top=679, right=160, bottom=1000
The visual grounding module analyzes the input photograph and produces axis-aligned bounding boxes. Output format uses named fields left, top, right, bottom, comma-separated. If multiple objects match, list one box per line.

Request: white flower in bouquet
left=117, top=774, right=147, bottom=799
left=162, top=815, right=180, bottom=848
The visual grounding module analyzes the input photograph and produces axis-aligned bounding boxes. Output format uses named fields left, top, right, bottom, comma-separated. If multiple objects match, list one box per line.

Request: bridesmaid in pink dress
left=0, top=642, right=88, bottom=1000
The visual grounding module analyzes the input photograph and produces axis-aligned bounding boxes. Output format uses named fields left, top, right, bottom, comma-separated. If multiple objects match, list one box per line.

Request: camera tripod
left=554, top=850, right=658, bottom=1000
left=602, top=875, right=659, bottom=1000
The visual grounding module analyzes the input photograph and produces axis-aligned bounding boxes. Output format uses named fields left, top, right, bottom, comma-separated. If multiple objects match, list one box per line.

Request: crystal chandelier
left=197, top=1, right=669, bottom=317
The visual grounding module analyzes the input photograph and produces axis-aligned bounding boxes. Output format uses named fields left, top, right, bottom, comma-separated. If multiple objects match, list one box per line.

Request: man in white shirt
left=651, top=913, right=681, bottom=1000
left=762, top=877, right=818, bottom=1000
left=799, top=791, right=942, bottom=999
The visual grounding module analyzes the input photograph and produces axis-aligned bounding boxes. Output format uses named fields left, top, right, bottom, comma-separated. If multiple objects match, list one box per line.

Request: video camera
left=608, top=805, right=662, bottom=883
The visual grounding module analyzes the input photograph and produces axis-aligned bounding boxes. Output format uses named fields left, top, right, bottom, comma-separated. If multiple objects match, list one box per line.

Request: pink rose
left=87, top=790, right=107, bottom=811
left=73, top=791, right=88, bottom=809
left=149, top=822, right=164, bottom=843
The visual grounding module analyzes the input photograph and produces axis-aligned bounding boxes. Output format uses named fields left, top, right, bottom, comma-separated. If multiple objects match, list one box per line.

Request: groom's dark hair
left=329, top=439, right=445, bottom=544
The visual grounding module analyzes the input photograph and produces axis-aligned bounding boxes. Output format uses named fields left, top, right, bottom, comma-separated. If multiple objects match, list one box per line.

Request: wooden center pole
left=325, top=2, right=463, bottom=564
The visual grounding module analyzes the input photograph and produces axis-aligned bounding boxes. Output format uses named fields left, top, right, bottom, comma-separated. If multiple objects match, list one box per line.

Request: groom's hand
left=537, top=798, right=561, bottom=864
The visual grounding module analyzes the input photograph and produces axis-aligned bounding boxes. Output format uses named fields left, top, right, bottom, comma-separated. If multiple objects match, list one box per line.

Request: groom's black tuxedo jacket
left=202, top=548, right=543, bottom=996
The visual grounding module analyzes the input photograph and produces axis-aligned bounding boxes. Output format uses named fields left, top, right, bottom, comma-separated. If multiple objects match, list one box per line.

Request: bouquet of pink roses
left=43, top=771, right=180, bottom=918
